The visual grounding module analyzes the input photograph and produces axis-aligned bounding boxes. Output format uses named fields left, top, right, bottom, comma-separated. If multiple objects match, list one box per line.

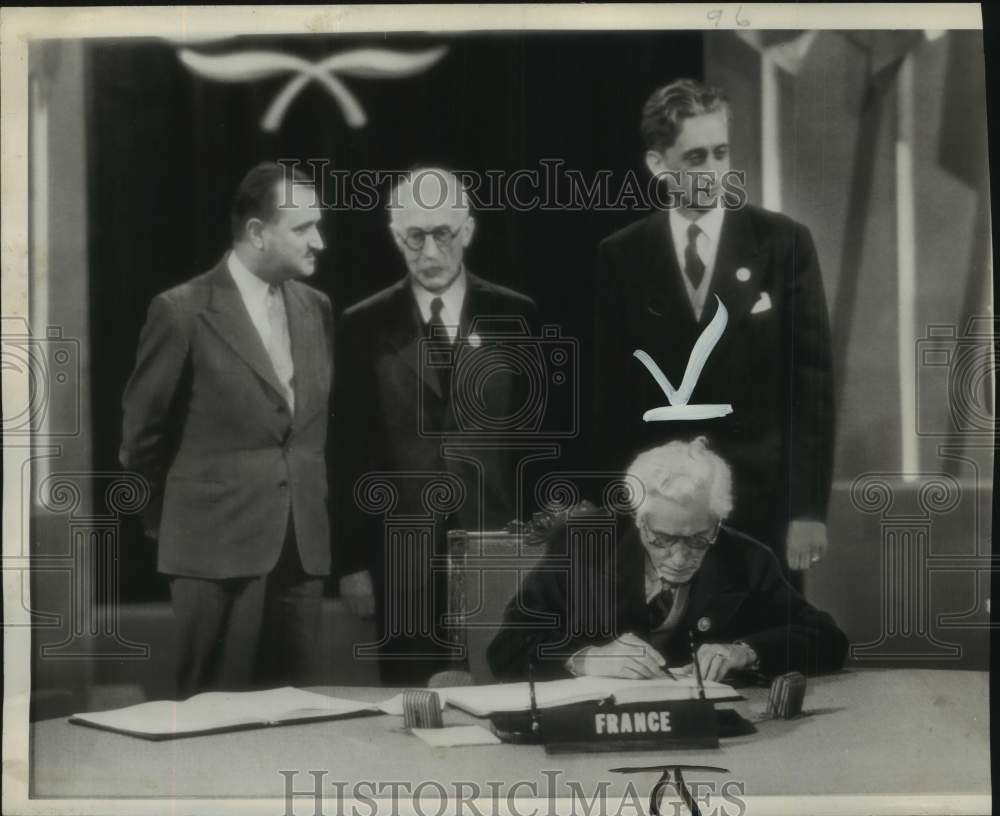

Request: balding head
left=388, top=168, right=475, bottom=294
left=389, top=168, right=470, bottom=218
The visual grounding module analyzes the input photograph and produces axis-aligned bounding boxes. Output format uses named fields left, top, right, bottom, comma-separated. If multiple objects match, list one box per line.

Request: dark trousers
left=729, top=509, right=804, bottom=594
left=167, top=516, right=324, bottom=699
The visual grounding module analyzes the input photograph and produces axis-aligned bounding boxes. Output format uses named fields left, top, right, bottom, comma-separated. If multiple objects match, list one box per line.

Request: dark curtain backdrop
left=85, top=32, right=703, bottom=599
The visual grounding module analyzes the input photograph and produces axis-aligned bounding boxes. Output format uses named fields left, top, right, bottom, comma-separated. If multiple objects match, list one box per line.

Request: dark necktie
left=647, top=584, right=675, bottom=631
left=428, top=297, right=452, bottom=399
left=683, top=223, right=705, bottom=290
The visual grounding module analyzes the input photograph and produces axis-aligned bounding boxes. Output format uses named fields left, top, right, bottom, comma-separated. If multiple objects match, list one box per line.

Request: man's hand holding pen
left=566, top=633, right=675, bottom=679
left=674, top=642, right=760, bottom=683
left=565, top=633, right=758, bottom=682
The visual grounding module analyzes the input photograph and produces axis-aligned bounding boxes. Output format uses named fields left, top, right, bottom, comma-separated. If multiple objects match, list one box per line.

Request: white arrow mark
left=633, top=295, right=734, bottom=421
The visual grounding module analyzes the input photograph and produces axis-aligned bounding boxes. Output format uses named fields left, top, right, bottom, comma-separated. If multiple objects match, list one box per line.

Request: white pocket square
left=750, top=292, right=772, bottom=315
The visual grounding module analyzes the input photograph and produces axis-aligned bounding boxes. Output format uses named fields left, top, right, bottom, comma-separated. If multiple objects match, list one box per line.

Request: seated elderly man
left=487, top=437, right=848, bottom=682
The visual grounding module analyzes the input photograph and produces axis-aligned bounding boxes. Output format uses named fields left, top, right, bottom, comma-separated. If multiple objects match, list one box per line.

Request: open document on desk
left=69, top=687, right=380, bottom=740
left=379, top=675, right=739, bottom=718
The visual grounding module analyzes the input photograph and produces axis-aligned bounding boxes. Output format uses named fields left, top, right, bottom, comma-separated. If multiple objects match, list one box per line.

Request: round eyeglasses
left=640, top=520, right=721, bottom=557
left=398, top=218, right=468, bottom=252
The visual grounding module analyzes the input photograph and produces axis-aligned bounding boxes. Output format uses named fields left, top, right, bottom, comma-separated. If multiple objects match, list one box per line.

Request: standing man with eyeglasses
left=333, top=167, right=538, bottom=684
left=488, top=436, right=848, bottom=682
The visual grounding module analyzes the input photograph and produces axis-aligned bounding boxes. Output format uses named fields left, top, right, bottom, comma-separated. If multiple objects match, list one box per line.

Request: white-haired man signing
left=488, top=437, right=848, bottom=683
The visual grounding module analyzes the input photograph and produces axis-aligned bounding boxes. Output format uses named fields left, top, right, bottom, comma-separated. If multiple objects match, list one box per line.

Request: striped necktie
left=428, top=296, right=452, bottom=399
left=265, top=283, right=295, bottom=413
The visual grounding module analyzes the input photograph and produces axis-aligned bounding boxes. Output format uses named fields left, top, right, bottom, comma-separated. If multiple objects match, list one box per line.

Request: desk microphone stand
left=528, top=663, right=542, bottom=738
left=689, top=630, right=707, bottom=700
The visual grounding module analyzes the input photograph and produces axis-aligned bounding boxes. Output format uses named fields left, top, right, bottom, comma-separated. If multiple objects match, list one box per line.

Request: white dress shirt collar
left=645, top=557, right=676, bottom=602
left=411, top=270, right=467, bottom=343
left=228, top=250, right=271, bottom=301
left=227, top=251, right=276, bottom=338
left=227, top=251, right=296, bottom=409
left=669, top=205, right=725, bottom=249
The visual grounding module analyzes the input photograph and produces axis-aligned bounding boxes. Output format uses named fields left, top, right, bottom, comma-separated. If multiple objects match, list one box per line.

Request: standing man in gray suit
left=121, top=162, right=333, bottom=697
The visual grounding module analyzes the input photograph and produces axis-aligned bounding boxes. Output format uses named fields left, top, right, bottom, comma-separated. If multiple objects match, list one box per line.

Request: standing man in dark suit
left=334, top=167, right=538, bottom=684
left=594, top=79, right=834, bottom=582
left=120, top=162, right=333, bottom=697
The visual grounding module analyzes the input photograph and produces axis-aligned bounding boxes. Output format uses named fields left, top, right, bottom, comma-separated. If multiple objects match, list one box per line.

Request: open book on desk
left=69, top=687, right=380, bottom=741
left=380, top=675, right=739, bottom=718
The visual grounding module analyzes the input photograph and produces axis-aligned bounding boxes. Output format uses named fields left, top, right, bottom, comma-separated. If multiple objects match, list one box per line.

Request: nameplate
left=542, top=698, right=720, bottom=754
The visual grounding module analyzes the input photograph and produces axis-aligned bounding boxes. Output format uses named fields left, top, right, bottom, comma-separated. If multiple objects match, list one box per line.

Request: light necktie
left=265, top=283, right=295, bottom=414
left=683, top=223, right=706, bottom=290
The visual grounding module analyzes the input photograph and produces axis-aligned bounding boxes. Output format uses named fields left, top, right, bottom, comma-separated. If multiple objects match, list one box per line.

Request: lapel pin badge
left=697, top=616, right=712, bottom=632
left=735, top=267, right=751, bottom=283
left=467, top=333, right=482, bottom=348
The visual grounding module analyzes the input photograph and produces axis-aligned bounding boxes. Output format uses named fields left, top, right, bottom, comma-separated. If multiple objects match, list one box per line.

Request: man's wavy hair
left=641, top=78, right=730, bottom=153
left=625, top=436, right=734, bottom=522
left=230, top=161, right=314, bottom=241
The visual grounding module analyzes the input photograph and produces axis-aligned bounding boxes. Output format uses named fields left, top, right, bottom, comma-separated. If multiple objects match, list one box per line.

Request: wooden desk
left=30, top=669, right=989, bottom=803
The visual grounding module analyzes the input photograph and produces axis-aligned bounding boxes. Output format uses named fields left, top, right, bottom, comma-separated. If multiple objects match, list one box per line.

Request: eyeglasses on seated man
left=487, top=436, right=849, bottom=683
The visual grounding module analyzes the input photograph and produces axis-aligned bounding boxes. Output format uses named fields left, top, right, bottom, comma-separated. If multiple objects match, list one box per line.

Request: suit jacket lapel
left=460, top=272, right=490, bottom=339
left=641, top=211, right=699, bottom=331
left=382, top=280, right=444, bottom=400
left=614, top=526, right=654, bottom=630
left=706, top=207, right=764, bottom=327
left=202, top=260, right=289, bottom=406
left=680, top=535, right=749, bottom=640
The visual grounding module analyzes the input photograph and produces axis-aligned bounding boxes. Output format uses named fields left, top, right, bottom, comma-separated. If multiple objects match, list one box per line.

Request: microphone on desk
left=488, top=661, right=545, bottom=744
left=689, top=630, right=707, bottom=700
left=766, top=672, right=807, bottom=719
left=528, top=662, right=541, bottom=737
left=402, top=689, right=443, bottom=730
left=426, top=670, right=475, bottom=689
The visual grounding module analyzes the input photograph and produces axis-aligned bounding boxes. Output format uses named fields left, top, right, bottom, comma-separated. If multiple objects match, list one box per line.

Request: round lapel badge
left=735, top=267, right=751, bottom=283
left=697, top=616, right=712, bottom=632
